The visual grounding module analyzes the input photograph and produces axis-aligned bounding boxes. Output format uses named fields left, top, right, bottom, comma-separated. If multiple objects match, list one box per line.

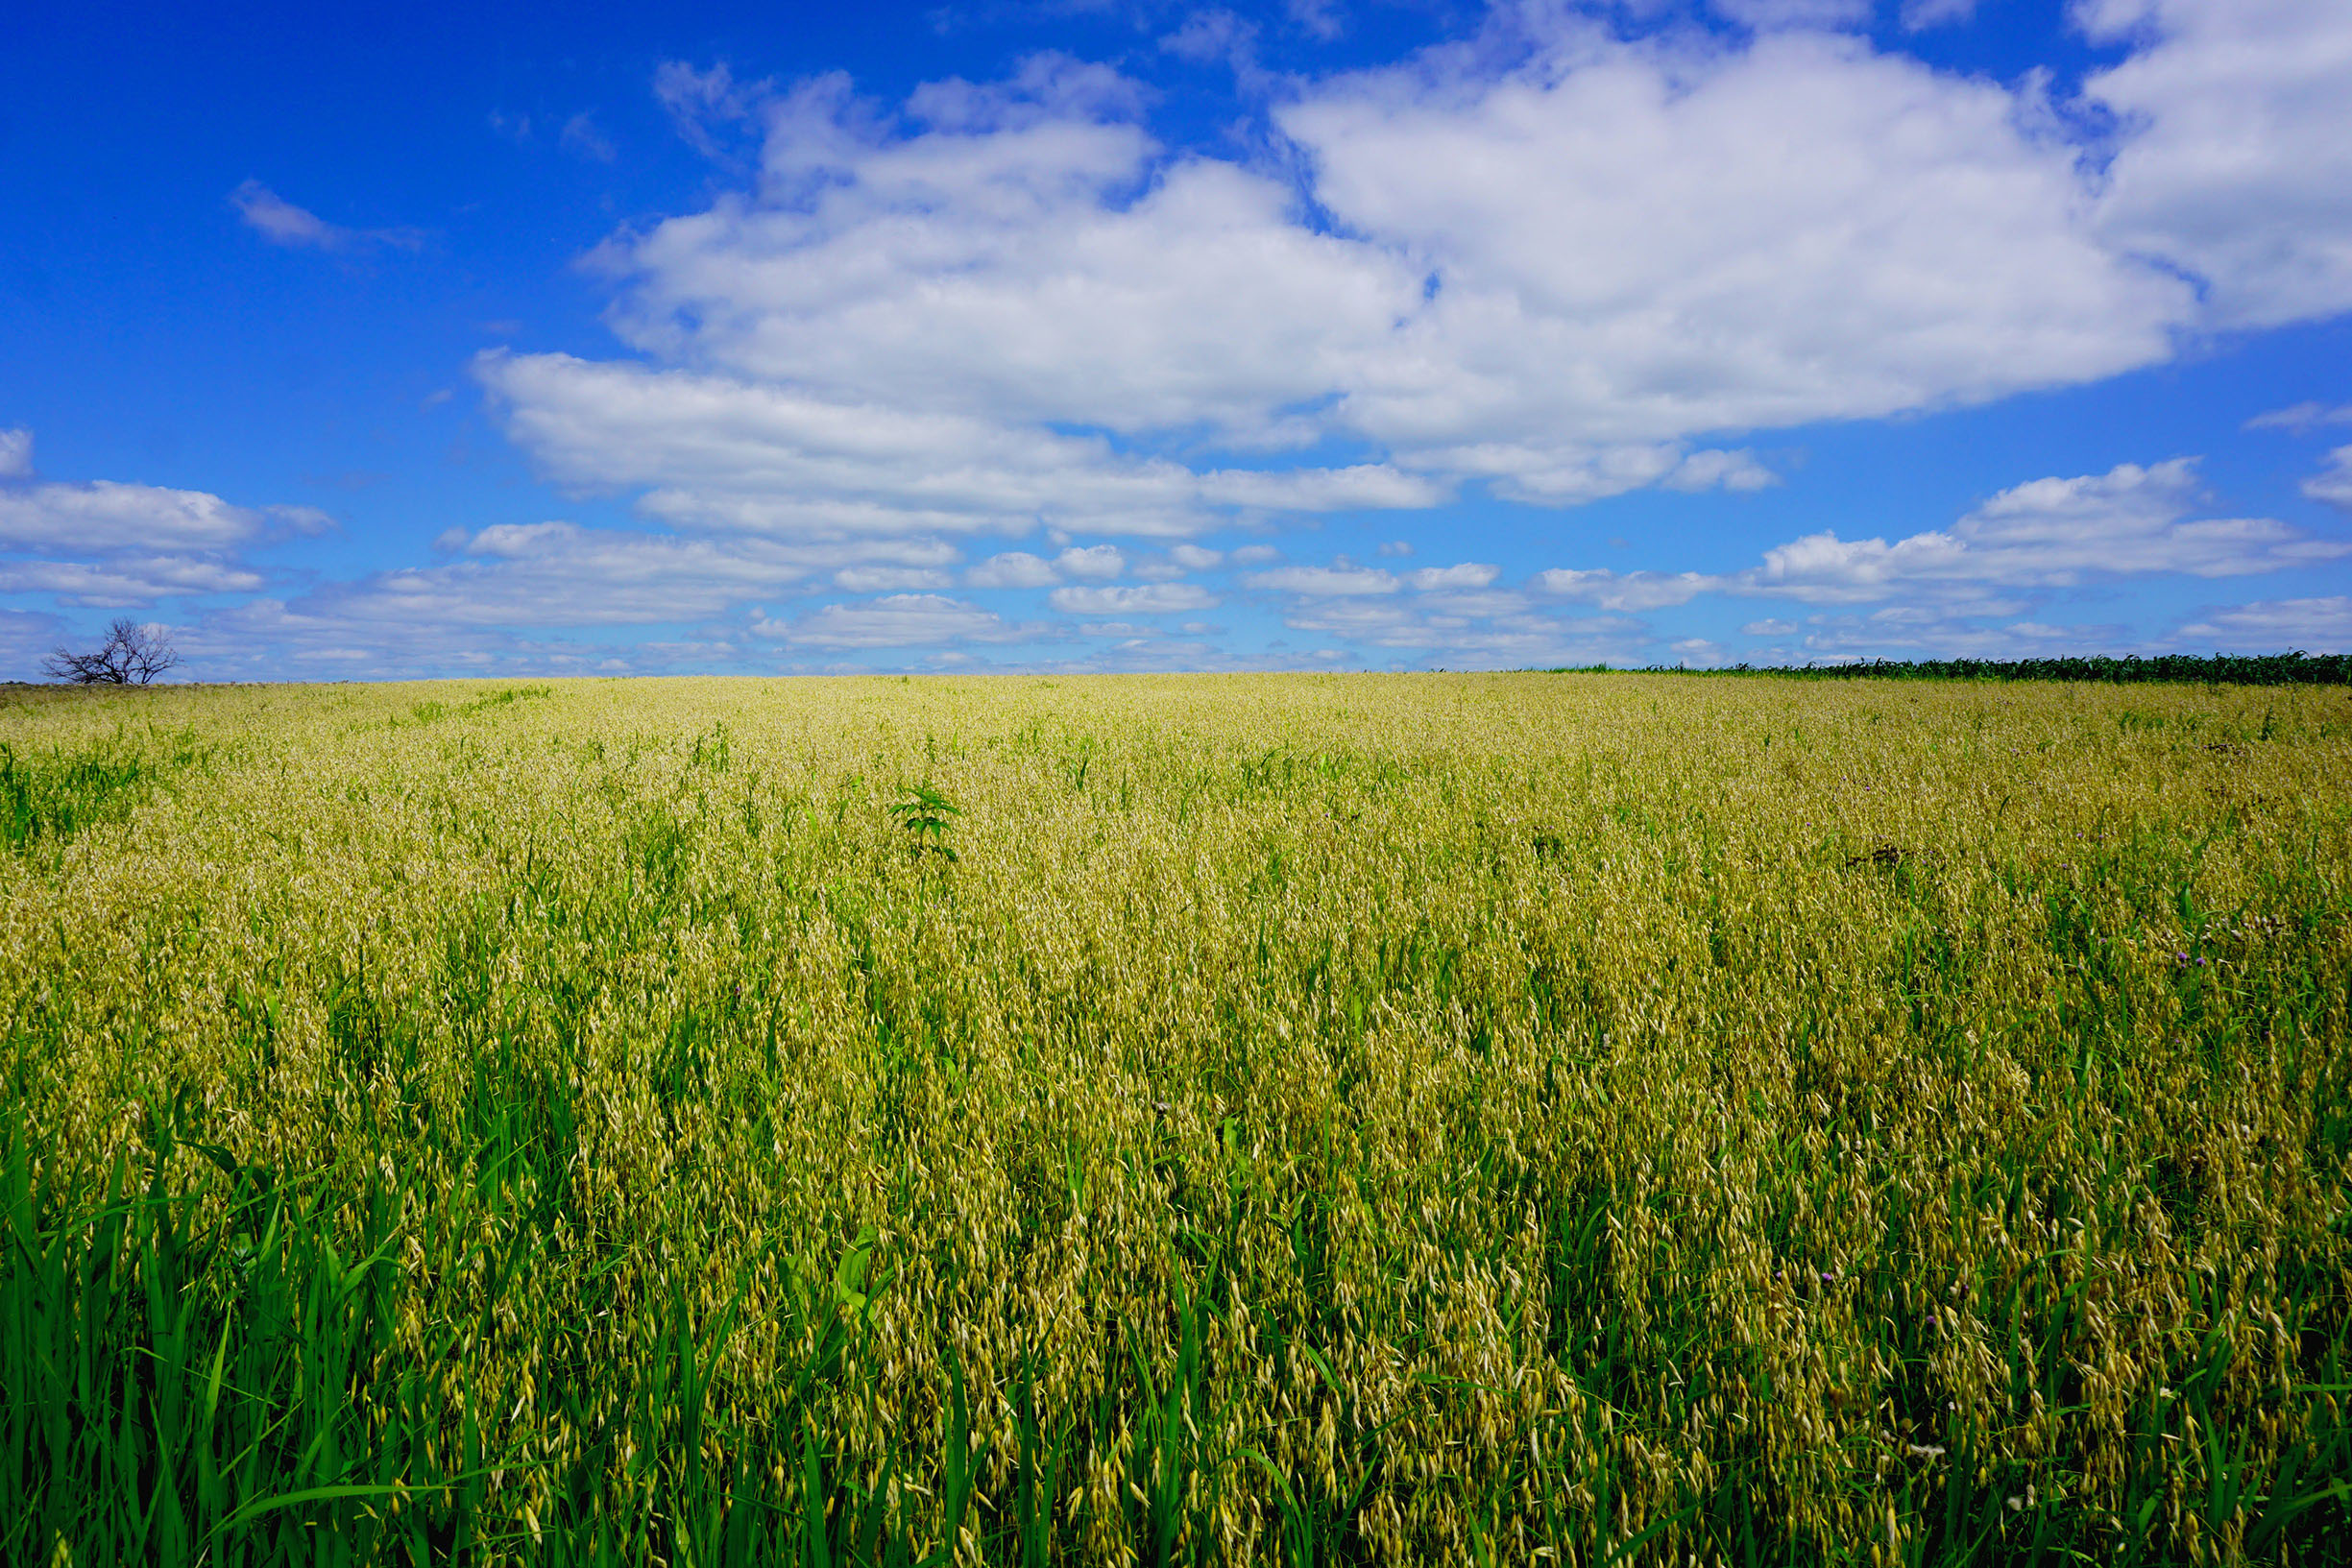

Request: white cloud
left=1741, top=617, right=1800, bottom=636
left=480, top=352, right=1439, bottom=541
left=835, top=565, right=954, bottom=591
left=177, top=593, right=764, bottom=681
left=0, top=557, right=265, bottom=605
left=1407, top=563, right=1499, bottom=591
left=1169, top=543, right=1224, bottom=569
left=196, top=521, right=958, bottom=645
left=1663, top=449, right=1778, bottom=493
left=2080, top=0, right=2352, bottom=328
left=2246, top=401, right=2352, bottom=431
left=0, top=481, right=268, bottom=553
left=967, top=551, right=1061, bottom=588
left=477, top=350, right=1210, bottom=540
left=1278, top=592, right=1649, bottom=665
left=2174, top=595, right=2352, bottom=650
left=1048, top=582, right=1219, bottom=614
left=0, top=468, right=334, bottom=614
left=1667, top=638, right=1730, bottom=667
left=596, top=78, right=1405, bottom=444
left=1230, top=543, right=1280, bottom=564
left=1243, top=565, right=1400, bottom=595
left=483, top=26, right=2214, bottom=552
left=1791, top=608, right=2137, bottom=659
left=1197, top=465, right=1449, bottom=511
left=230, top=181, right=421, bottom=253
left=1533, top=567, right=1720, bottom=612
left=0, top=429, right=30, bottom=478
left=1282, top=26, right=2190, bottom=455
left=1055, top=544, right=1126, bottom=579
left=1535, top=459, right=2351, bottom=608
left=1375, top=540, right=1412, bottom=557
left=344, top=521, right=867, bottom=626
left=2300, top=446, right=2352, bottom=511
left=758, top=592, right=1029, bottom=647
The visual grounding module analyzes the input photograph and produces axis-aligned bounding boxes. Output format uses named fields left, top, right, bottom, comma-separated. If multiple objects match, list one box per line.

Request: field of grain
left=3, top=673, right=2348, bottom=1565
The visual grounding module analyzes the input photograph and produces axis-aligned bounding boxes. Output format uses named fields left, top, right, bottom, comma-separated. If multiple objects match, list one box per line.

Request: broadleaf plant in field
left=888, top=780, right=960, bottom=862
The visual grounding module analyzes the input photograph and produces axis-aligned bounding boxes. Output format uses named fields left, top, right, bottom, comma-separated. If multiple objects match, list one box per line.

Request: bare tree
left=43, top=618, right=181, bottom=686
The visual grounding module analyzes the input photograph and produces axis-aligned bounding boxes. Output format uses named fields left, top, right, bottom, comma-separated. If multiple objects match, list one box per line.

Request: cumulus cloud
left=1663, top=449, right=1778, bottom=493
left=1197, top=466, right=1448, bottom=511
left=757, top=593, right=1029, bottom=648
left=0, top=480, right=292, bottom=605
left=478, top=351, right=1425, bottom=541
left=1536, top=459, right=2351, bottom=610
left=322, top=521, right=896, bottom=627
left=1048, top=582, right=1219, bottom=614
left=1786, top=608, right=2138, bottom=659
left=1533, top=567, right=1720, bottom=612
left=1281, top=26, right=2189, bottom=455
left=1055, top=544, right=1126, bottom=579
left=461, top=19, right=2238, bottom=558
left=967, top=551, right=1061, bottom=588
left=180, top=594, right=747, bottom=681
left=1407, top=563, right=1499, bottom=591
left=1243, top=565, right=1400, bottom=595
left=2174, top=595, right=2352, bottom=650
left=0, top=557, right=265, bottom=604
left=2080, top=0, right=2352, bottom=329
left=1278, top=592, right=1649, bottom=665
left=2302, top=446, right=2352, bottom=511
left=0, top=453, right=339, bottom=620
left=1744, top=459, right=2341, bottom=598
left=835, top=566, right=954, bottom=591
left=148, top=521, right=959, bottom=662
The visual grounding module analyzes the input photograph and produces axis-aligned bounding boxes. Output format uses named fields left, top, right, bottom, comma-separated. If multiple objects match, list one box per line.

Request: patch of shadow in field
left=0, top=728, right=207, bottom=853
left=401, top=684, right=553, bottom=727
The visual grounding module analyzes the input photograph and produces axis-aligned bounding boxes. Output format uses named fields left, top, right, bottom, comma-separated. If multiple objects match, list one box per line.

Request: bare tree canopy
left=43, top=618, right=181, bottom=686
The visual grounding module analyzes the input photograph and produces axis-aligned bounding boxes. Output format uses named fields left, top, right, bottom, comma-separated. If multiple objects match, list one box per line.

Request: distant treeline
left=1546, top=652, right=2352, bottom=686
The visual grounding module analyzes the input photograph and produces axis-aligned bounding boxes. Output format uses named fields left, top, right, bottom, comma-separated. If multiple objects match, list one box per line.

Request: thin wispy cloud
left=2247, top=401, right=2352, bottom=432
left=230, top=181, right=423, bottom=253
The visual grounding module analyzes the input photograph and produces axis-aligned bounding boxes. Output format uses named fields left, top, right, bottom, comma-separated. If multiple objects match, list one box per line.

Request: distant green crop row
left=3, top=674, right=2348, bottom=1565
left=1573, top=652, right=2352, bottom=685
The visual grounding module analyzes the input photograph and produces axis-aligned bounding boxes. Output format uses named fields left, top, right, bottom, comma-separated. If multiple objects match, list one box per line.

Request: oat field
left=3, top=673, right=2348, bottom=1566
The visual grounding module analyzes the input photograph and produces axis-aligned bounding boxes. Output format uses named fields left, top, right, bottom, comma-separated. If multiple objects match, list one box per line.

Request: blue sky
left=4, top=0, right=2350, bottom=677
